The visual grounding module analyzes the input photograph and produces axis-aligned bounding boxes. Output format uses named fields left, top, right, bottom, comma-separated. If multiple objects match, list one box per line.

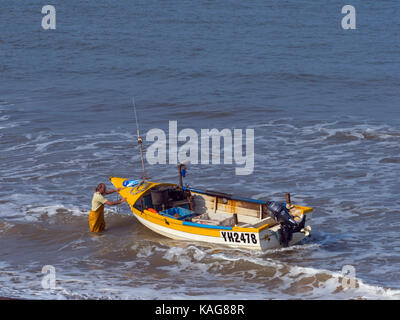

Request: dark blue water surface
left=0, top=0, right=399, bottom=299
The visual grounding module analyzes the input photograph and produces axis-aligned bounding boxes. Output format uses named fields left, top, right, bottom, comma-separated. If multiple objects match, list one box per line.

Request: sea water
left=0, top=0, right=399, bottom=299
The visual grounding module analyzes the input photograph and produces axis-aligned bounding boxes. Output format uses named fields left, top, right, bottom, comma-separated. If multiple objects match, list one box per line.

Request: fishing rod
left=132, top=97, right=146, bottom=181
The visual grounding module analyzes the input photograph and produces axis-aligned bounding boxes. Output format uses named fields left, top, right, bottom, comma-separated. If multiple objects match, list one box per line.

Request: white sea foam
left=0, top=121, right=23, bottom=130
left=1, top=243, right=398, bottom=300
left=0, top=221, right=14, bottom=233
left=1, top=117, right=399, bottom=299
left=0, top=198, right=88, bottom=223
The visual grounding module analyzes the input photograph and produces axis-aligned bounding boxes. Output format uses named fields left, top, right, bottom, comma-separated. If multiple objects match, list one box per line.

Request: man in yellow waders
left=89, top=183, right=126, bottom=232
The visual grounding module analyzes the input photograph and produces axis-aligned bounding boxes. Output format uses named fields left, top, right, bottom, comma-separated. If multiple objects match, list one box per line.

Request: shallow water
left=0, top=0, right=399, bottom=299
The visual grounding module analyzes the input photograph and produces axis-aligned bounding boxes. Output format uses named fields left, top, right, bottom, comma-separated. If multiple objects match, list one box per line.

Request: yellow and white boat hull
left=110, top=177, right=313, bottom=251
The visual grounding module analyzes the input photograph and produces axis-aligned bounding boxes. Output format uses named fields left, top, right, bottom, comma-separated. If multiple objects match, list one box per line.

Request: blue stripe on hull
left=182, top=221, right=233, bottom=230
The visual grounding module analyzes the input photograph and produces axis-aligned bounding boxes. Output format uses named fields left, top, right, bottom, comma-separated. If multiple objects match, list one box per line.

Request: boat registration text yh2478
left=220, top=231, right=258, bottom=244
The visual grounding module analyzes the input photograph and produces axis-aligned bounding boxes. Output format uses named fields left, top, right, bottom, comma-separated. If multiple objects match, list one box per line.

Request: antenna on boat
left=132, top=97, right=146, bottom=181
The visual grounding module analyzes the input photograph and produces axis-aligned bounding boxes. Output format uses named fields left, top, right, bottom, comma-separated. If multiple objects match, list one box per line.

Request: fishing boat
left=113, top=98, right=313, bottom=250
left=110, top=176, right=313, bottom=250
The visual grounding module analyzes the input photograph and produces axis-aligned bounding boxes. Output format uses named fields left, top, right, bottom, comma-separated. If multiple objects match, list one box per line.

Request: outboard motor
left=266, top=201, right=306, bottom=247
